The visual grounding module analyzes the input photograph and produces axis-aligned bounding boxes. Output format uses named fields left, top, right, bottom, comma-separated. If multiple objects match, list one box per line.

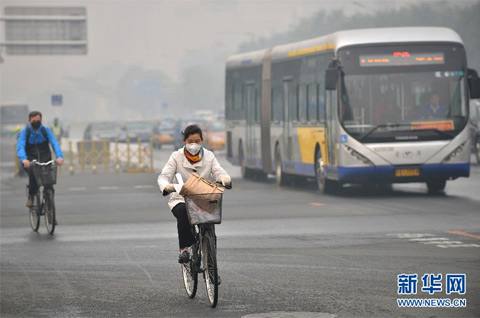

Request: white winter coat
left=157, top=147, right=230, bottom=210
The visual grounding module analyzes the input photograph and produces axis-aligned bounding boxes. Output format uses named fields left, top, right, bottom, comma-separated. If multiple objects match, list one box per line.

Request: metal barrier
left=76, top=140, right=110, bottom=173
left=14, top=138, right=154, bottom=176
left=71, top=137, right=154, bottom=174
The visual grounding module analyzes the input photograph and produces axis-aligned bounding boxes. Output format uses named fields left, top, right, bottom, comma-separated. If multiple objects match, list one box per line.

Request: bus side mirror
left=325, top=68, right=338, bottom=90
left=468, top=68, right=480, bottom=99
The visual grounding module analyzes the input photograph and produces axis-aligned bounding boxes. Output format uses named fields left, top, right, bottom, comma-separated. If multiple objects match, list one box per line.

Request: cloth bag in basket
left=180, top=173, right=224, bottom=213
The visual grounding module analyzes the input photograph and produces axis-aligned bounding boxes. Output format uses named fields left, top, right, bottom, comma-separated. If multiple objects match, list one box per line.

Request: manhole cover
left=242, top=312, right=336, bottom=318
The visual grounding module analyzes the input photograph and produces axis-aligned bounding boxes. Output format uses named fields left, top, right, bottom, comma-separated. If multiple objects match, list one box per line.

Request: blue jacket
left=16, top=124, right=64, bottom=161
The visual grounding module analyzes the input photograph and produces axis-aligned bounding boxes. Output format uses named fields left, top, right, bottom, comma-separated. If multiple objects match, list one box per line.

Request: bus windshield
left=338, top=45, right=468, bottom=142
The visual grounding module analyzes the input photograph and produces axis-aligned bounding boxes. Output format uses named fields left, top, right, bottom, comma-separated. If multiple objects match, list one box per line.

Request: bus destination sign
left=360, top=52, right=445, bottom=67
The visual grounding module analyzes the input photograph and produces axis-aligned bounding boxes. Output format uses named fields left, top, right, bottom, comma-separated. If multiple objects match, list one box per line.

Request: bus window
left=289, top=84, right=299, bottom=122
left=234, top=82, right=242, bottom=112
left=272, top=86, right=283, bottom=122
left=226, top=82, right=234, bottom=119
left=307, top=83, right=317, bottom=122
left=318, top=84, right=325, bottom=122
left=287, top=82, right=298, bottom=122
left=255, top=87, right=260, bottom=123
left=299, top=84, right=307, bottom=122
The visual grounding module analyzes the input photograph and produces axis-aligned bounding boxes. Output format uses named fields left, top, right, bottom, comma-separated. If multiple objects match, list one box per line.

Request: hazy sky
left=0, top=0, right=477, bottom=121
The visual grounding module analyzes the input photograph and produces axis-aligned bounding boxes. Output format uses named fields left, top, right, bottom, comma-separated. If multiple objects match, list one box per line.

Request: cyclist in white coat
left=157, top=124, right=231, bottom=263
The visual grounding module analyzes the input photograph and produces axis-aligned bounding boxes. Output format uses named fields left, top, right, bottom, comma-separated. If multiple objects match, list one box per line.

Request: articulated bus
left=225, top=27, right=480, bottom=193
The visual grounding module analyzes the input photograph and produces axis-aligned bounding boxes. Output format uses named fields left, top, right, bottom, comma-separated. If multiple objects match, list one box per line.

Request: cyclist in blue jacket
left=16, top=111, right=64, bottom=208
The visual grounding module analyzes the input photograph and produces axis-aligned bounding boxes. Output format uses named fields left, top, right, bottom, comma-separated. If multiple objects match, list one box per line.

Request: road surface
left=1, top=148, right=479, bottom=317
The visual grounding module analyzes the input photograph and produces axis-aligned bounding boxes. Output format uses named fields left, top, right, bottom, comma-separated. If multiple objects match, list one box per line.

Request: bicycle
left=169, top=183, right=231, bottom=308
left=28, top=160, right=57, bottom=235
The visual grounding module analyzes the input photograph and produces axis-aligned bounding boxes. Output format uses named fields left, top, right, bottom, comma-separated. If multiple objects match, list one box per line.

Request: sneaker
left=178, top=250, right=191, bottom=264
left=25, top=197, right=33, bottom=208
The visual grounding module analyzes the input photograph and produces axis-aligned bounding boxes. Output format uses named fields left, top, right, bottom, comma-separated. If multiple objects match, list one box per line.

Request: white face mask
left=185, top=143, right=202, bottom=155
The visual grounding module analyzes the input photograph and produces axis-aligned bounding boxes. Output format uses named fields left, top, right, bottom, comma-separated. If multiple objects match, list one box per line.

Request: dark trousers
left=171, top=203, right=195, bottom=249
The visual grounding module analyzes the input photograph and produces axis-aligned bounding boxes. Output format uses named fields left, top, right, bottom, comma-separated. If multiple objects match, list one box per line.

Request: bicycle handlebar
left=218, top=181, right=232, bottom=190
left=31, top=160, right=55, bottom=166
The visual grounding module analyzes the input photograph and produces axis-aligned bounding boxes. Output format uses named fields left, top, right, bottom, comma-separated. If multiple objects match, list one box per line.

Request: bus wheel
left=427, top=180, right=446, bottom=194
left=315, top=148, right=338, bottom=194
left=275, top=155, right=287, bottom=186
left=314, top=148, right=326, bottom=192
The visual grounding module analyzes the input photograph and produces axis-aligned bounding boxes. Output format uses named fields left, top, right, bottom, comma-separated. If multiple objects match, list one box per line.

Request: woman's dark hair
left=183, top=124, right=203, bottom=141
left=28, top=111, right=42, bottom=119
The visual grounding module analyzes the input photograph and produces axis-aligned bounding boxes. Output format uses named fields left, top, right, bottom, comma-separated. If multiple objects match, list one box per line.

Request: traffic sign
left=51, top=94, right=63, bottom=106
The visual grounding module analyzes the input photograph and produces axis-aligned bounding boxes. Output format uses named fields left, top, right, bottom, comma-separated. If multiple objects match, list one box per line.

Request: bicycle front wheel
left=29, top=193, right=41, bottom=232
left=202, top=226, right=218, bottom=308
left=181, top=228, right=199, bottom=298
left=44, top=188, right=56, bottom=235
left=181, top=260, right=198, bottom=298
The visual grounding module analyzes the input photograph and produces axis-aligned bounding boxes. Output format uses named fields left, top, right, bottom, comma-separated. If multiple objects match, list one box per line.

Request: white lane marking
left=409, top=237, right=449, bottom=242
left=133, top=185, right=154, bottom=189
left=438, top=243, right=480, bottom=248
left=390, top=233, right=480, bottom=248
left=387, top=233, right=434, bottom=239
left=422, top=240, right=463, bottom=245
left=98, top=186, right=119, bottom=190
left=68, top=187, right=86, bottom=191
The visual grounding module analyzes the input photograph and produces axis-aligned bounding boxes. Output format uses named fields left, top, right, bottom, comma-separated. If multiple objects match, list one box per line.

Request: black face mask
left=31, top=121, right=41, bottom=129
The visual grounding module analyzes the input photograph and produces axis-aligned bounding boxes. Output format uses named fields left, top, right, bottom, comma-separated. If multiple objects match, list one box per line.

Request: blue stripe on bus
left=333, top=162, right=469, bottom=182
left=421, top=163, right=470, bottom=178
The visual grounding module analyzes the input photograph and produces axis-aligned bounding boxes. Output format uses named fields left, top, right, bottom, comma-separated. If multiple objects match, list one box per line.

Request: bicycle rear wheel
left=44, top=188, right=56, bottom=235
left=202, top=226, right=218, bottom=308
left=29, top=193, right=41, bottom=232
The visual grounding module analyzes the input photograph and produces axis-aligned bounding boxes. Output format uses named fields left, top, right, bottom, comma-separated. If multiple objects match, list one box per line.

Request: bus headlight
left=343, top=144, right=374, bottom=166
left=442, top=141, right=467, bottom=163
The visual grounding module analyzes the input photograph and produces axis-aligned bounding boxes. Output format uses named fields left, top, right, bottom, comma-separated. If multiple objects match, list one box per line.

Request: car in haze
left=123, top=121, right=155, bottom=142
left=84, top=122, right=123, bottom=141
left=204, top=121, right=225, bottom=151
left=152, top=119, right=178, bottom=149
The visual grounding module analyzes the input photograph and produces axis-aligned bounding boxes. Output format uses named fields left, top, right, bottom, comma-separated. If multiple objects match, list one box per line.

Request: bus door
left=325, top=88, right=338, bottom=167
left=245, top=83, right=257, bottom=165
left=283, top=78, right=294, bottom=163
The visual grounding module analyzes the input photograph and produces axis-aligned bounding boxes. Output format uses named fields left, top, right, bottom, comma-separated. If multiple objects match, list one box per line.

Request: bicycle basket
left=32, top=164, right=57, bottom=186
left=185, top=193, right=223, bottom=225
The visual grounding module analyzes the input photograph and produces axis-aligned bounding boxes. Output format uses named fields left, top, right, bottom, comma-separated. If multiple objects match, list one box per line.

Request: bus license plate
left=395, top=168, right=420, bottom=177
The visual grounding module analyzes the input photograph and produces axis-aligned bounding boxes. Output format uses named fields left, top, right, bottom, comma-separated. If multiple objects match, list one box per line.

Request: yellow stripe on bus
left=296, top=127, right=328, bottom=165
left=287, top=43, right=335, bottom=58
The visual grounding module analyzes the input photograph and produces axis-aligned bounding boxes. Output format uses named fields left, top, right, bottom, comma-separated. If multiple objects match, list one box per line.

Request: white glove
left=219, top=175, right=231, bottom=187
left=163, top=184, right=175, bottom=194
